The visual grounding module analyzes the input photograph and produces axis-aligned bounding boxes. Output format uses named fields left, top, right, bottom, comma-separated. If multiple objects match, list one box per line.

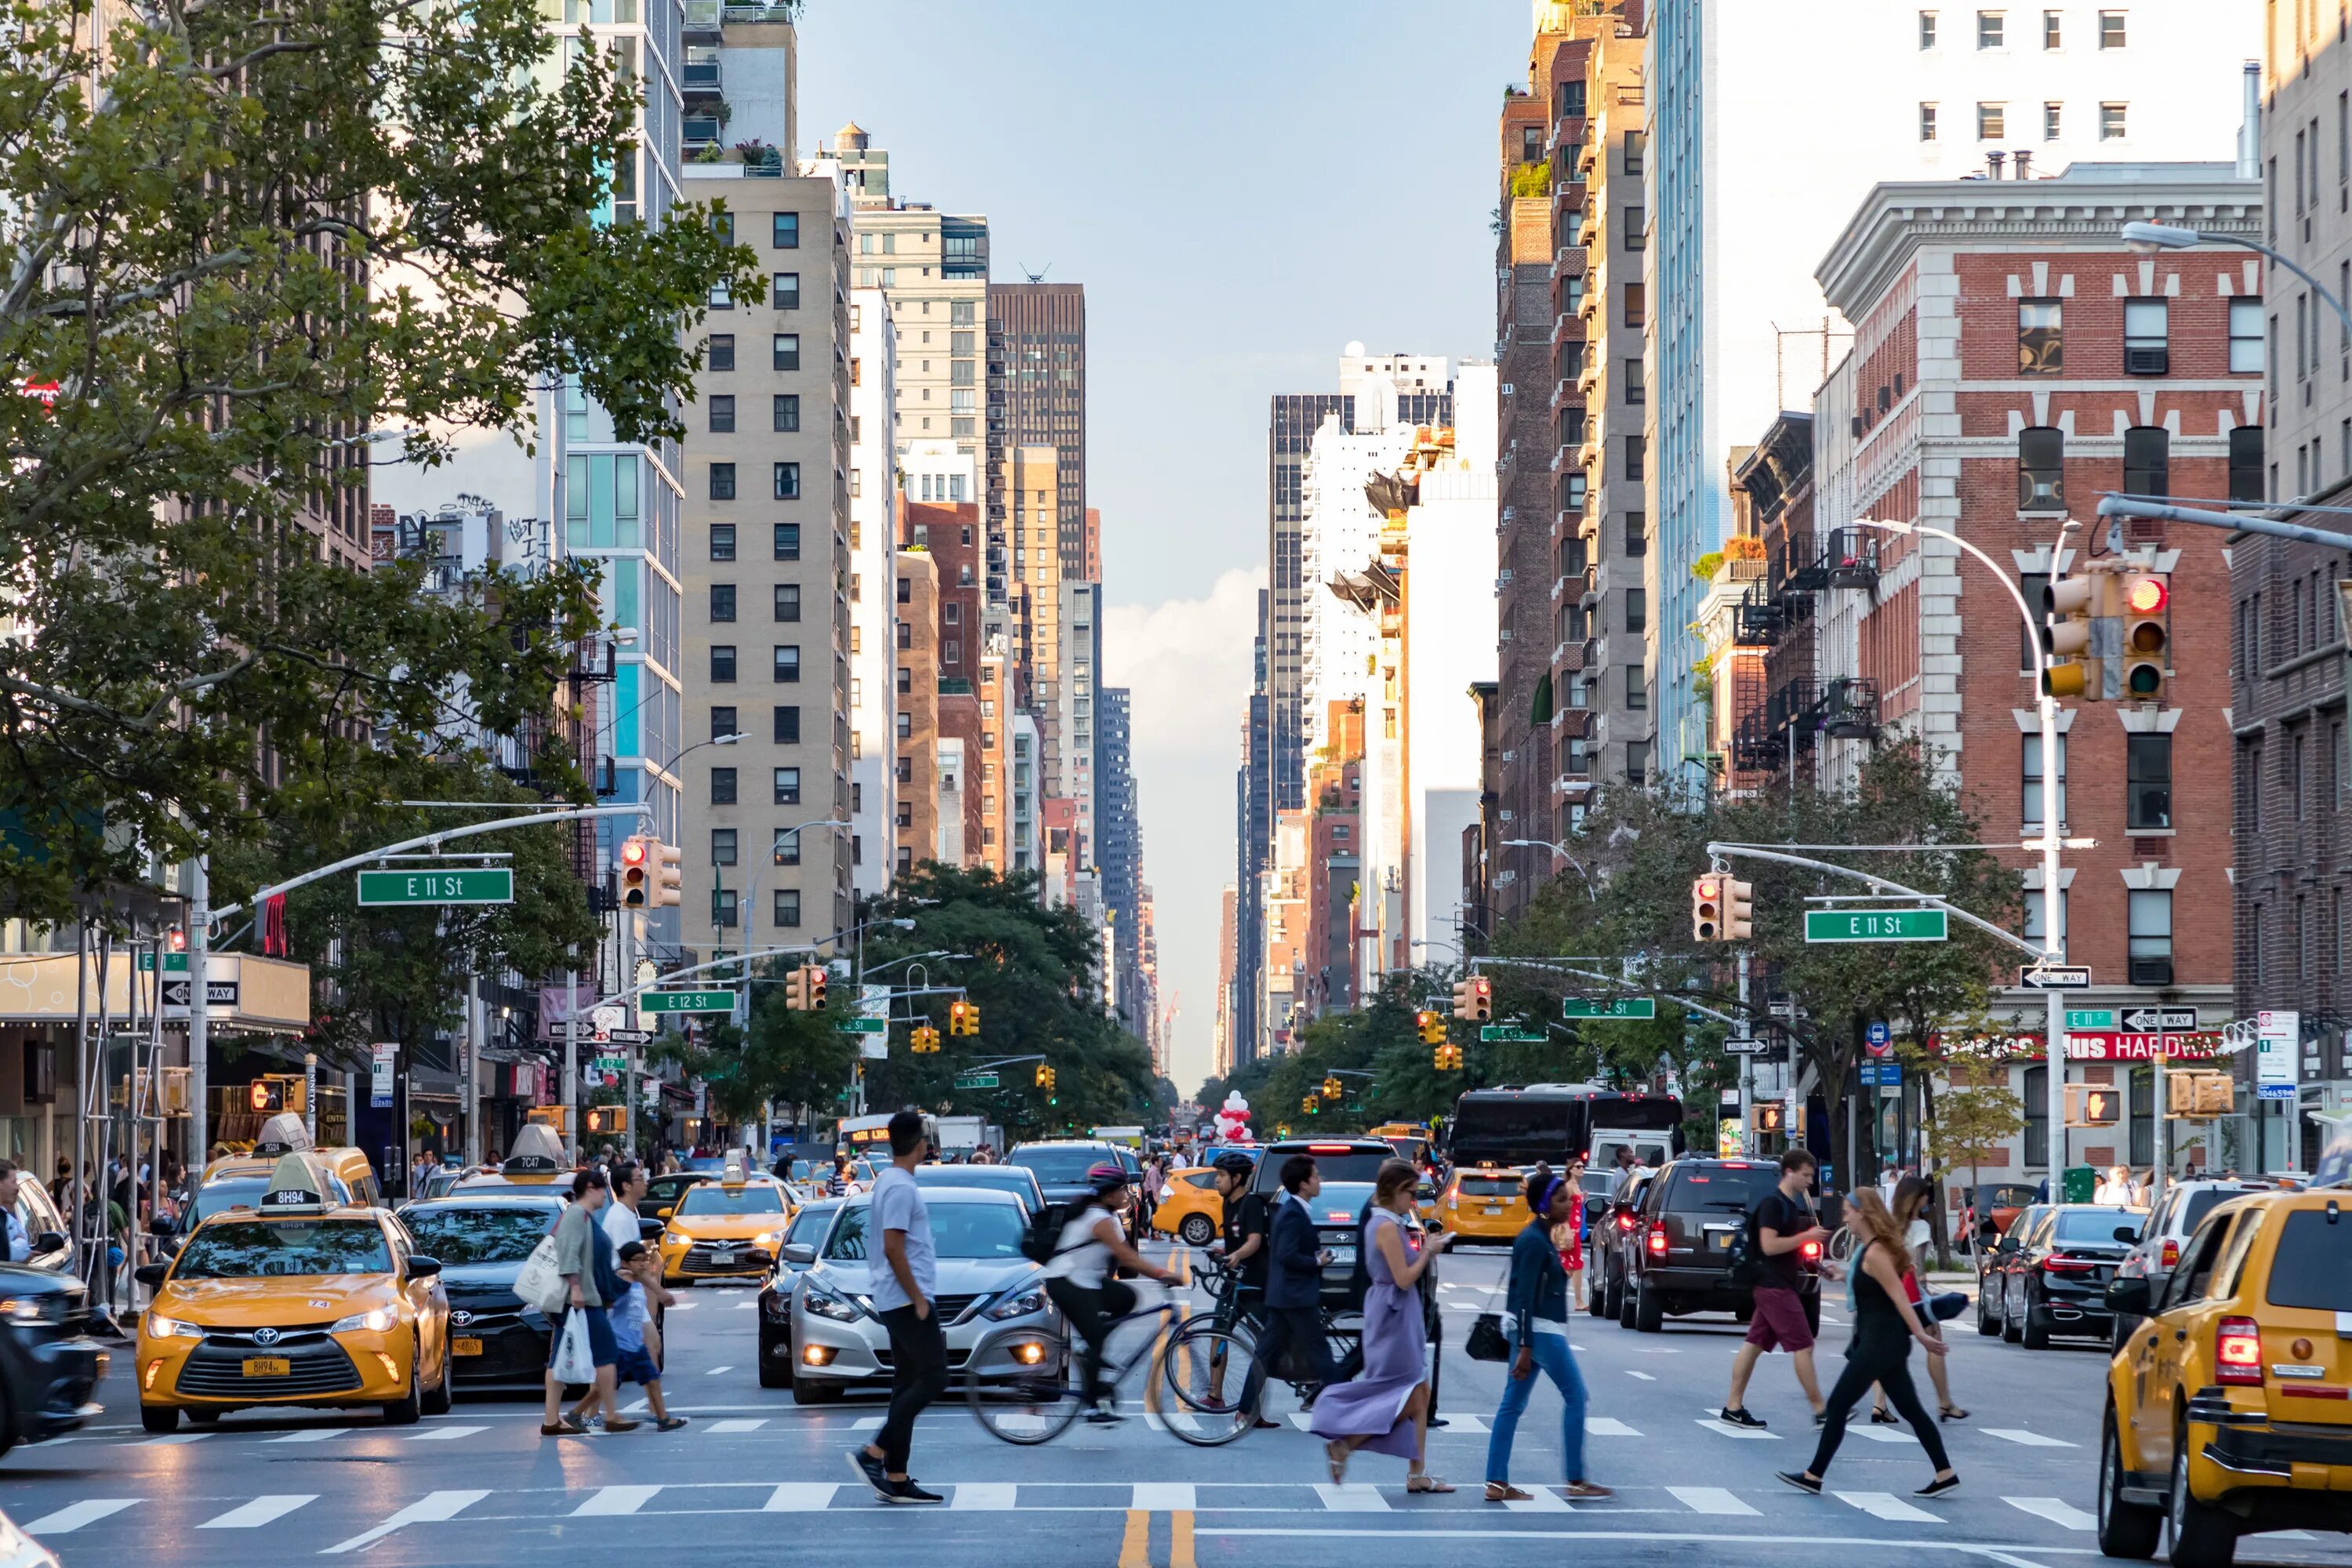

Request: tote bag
left=514, top=1234, right=568, bottom=1316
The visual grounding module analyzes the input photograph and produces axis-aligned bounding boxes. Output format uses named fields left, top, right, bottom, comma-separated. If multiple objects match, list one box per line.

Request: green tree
left=0, top=0, right=761, bottom=920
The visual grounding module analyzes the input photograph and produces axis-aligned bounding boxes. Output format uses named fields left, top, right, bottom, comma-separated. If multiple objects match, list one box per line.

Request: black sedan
left=1992, top=1203, right=2143, bottom=1348
left=756, top=1197, right=843, bottom=1388
left=395, top=1193, right=568, bottom=1390
left=642, top=1171, right=713, bottom=1222
left=0, top=1262, right=105, bottom=1459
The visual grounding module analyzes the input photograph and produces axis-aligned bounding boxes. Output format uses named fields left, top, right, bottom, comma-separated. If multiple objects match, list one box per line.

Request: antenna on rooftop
left=1019, top=262, right=1052, bottom=283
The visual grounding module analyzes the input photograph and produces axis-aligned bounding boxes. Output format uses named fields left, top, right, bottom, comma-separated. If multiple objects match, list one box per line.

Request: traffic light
left=1033, top=1063, right=1056, bottom=1092
left=1693, top=876, right=1722, bottom=941
left=1468, top=976, right=1491, bottom=1022
left=584, top=1105, right=630, bottom=1137
left=2194, top=1072, right=2234, bottom=1117
left=804, top=964, right=827, bottom=1011
left=1450, top=977, right=1473, bottom=1020
left=2043, top=572, right=2114, bottom=701
left=2063, top=1082, right=2121, bottom=1127
left=785, top=966, right=822, bottom=1011
left=1753, top=1102, right=1785, bottom=1134
left=2170, top=1070, right=2234, bottom=1117
left=948, top=999, right=978, bottom=1035
left=1415, top=1010, right=1446, bottom=1045
left=2120, top=571, right=2169, bottom=699
left=1723, top=879, right=1755, bottom=941
left=911, top=1025, right=942, bottom=1054
left=1321, top=1076, right=1343, bottom=1101
left=618, top=835, right=650, bottom=907
left=1432, top=1040, right=1462, bottom=1071
left=653, top=840, right=684, bottom=907
left=1303, top=1095, right=1319, bottom=1115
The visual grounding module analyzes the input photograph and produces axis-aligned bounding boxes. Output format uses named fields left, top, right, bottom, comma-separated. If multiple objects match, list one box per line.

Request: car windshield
left=1667, top=1166, right=1781, bottom=1212
left=176, top=1219, right=390, bottom=1278
left=678, top=1185, right=786, bottom=1217
left=2176, top=1189, right=2256, bottom=1237
left=2053, top=1208, right=2139, bottom=1243
left=1009, top=1146, right=1110, bottom=1181
left=192, top=1172, right=350, bottom=1225
left=396, top=1206, right=554, bottom=1264
left=825, top=1201, right=1025, bottom=1261
left=2266, top=1211, right=2352, bottom=1309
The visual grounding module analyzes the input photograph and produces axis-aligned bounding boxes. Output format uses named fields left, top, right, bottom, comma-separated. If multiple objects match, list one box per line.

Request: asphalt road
left=8, top=1240, right=2350, bottom=1568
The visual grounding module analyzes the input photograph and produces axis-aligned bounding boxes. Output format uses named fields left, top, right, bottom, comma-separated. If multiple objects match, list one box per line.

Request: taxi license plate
left=1483, top=1206, right=1503, bottom=1216
left=242, top=1356, right=292, bottom=1377
left=711, top=1250, right=738, bottom=1265
left=453, top=1338, right=485, bottom=1356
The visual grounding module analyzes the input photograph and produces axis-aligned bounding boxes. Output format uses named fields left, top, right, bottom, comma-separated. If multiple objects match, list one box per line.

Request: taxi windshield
left=176, top=1219, right=390, bottom=1278
left=398, top=1207, right=554, bottom=1264
left=192, top=1172, right=350, bottom=1225
left=677, top=1185, right=786, bottom=1218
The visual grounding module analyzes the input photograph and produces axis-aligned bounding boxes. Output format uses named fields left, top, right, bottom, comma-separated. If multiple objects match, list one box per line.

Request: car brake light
left=2160, top=1239, right=2179, bottom=1269
left=1646, top=1229, right=1667, bottom=1255
left=2216, top=1316, right=2263, bottom=1386
left=2044, top=1256, right=2100, bottom=1273
left=1617, top=1213, right=1635, bottom=1232
left=1306, top=1144, right=1353, bottom=1154
left=1800, top=1240, right=1822, bottom=1262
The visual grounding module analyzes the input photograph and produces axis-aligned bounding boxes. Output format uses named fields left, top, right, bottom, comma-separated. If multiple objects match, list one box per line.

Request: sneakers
left=1718, top=1406, right=1767, bottom=1428
left=1084, top=1409, right=1127, bottom=1427
left=601, top=1417, right=641, bottom=1433
left=886, top=1481, right=944, bottom=1505
left=1562, top=1482, right=1614, bottom=1500
left=848, top=1446, right=894, bottom=1501
left=1775, top=1470, right=1824, bottom=1496
left=1915, top=1474, right=1962, bottom=1499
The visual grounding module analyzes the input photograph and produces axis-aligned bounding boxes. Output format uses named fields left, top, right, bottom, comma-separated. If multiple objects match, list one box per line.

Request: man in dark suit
left=1242, top=1155, right=1336, bottom=1416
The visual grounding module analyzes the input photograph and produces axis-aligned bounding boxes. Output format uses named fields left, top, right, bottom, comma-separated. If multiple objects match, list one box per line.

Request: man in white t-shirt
left=849, top=1112, right=945, bottom=1505
left=603, top=1161, right=648, bottom=1254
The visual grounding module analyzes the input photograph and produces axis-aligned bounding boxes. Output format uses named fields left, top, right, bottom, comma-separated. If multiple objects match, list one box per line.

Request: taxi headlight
left=329, top=1305, right=398, bottom=1334
left=144, top=1311, right=202, bottom=1339
left=802, top=1284, right=864, bottom=1322
left=753, top=1230, right=785, bottom=1250
left=664, top=1228, right=688, bottom=1246
left=984, top=1287, right=1047, bottom=1322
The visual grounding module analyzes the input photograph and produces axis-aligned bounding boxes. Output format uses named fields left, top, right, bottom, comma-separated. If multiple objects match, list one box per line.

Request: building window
left=708, top=463, right=736, bottom=501
left=707, top=333, right=734, bottom=372
left=1519, top=125, right=1542, bottom=164
left=774, top=827, right=802, bottom=866
left=1621, top=282, right=1642, bottom=327
left=2128, top=733, right=2172, bottom=829
left=773, top=644, right=800, bottom=683
left=710, top=583, right=737, bottom=622
left=2044, top=100, right=2062, bottom=140
left=773, top=767, right=800, bottom=806
left=895, top=665, right=912, bottom=694
left=896, top=712, right=912, bottom=741
left=2042, top=7, right=2061, bottom=46
left=2229, top=299, right=2265, bottom=372
left=773, top=583, right=800, bottom=622
left=1919, top=102, right=1938, bottom=141
left=773, top=705, right=800, bottom=745
left=2229, top=426, right=2265, bottom=502
left=773, top=463, right=800, bottom=500
left=2018, top=426, right=2064, bottom=510
left=772, top=334, right=800, bottom=372
left=2128, top=888, right=2174, bottom=982
left=773, top=889, right=802, bottom=929
left=1623, top=358, right=1645, bottom=404
left=1625, top=513, right=1647, bottom=557
left=2022, top=731, right=2067, bottom=826
left=2122, top=426, right=2169, bottom=495
left=1624, top=586, right=1646, bottom=635
left=710, top=767, right=737, bottom=805
left=710, top=706, right=738, bottom=742
left=1978, top=9, right=2004, bottom=48
left=710, top=523, right=736, bottom=561
left=2018, top=298, right=2061, bottom=373
left=772, top=272, right=800, bottom=310
left=2123, top=299, right=2169, bottom=372
left=1919, top=9, right=1937, bottom=46
left=710, top=645, right=737, bottom=683
left=895, top=620, right=910, bottom=649
left=1624, top=434, right=1644, bottom=481
left=711, top=828, right=738, bottom=867
left=1978, top=101, right=2005, bottom=139
left=2023, top=889, right=2068, bottom=948
left=895, top=575, right=911, bottom=604
left=2097, top=9, right=2125, bottom=47
left=1621, top=208, right=1643, bottom=249
left=708, top=394, right=735, bottom=433
left=774, top=522, right=800, bottom=561
left=772, top=211, right=799, bottom=249
left=2099, top=102, right=2127, bottom=140
left=773, top=394, right=800, bottom=432
left=710, top=888, right=738, bottom=930
left=1624, top=666, right=1647, bottom=710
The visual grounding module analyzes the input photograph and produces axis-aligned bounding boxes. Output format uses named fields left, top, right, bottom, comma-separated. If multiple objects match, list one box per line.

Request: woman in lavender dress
left=1312, top=1159, right=1456, bottom=1491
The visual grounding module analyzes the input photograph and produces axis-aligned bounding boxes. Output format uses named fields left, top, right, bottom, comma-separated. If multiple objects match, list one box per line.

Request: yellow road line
left=1117, top=1508, right=1150, bottom=1568
left=1171, top=1510, right=1196, bottom=1568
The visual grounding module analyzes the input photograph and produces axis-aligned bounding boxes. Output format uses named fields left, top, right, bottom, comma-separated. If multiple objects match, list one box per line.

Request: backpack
left=1727, top=1200, right=1766, bottom=1287
left=1021, top=1201, right=1075, bottom=1265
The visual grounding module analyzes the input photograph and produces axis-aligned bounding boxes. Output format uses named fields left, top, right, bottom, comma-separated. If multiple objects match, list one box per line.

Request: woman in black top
left=1777, top=1188, right=1959, bottom=1499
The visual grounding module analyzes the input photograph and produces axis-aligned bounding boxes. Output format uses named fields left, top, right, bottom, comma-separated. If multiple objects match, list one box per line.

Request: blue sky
left=796, top=0, right=1528, bottom=1090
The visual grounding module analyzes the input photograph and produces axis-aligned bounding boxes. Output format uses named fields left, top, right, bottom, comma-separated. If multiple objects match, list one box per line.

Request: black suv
left=1250, top=1140, right=1397, bottom=1307
left=1619, top=1157, right=1819, bottom=1333
left=0, top=1261, right=105, bottom=1458
left=1589, top=1163, right=1660, bottom=1321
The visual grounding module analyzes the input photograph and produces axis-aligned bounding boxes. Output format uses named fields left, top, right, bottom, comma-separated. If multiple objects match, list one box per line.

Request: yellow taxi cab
left=1150, top=1166, right=1226, bottom=1247
left=180, top=1117, right=359, bottom=1240
left=453, top=1123, right=570, bottom=1192
left=2097, top=1169, right=2352, bottom=1566
left=1436, top=1164, right=1534, bottom=1244
left=657, top=1154, right=794, bottom=1283
left=133, top=1153, right=451, bottom=1433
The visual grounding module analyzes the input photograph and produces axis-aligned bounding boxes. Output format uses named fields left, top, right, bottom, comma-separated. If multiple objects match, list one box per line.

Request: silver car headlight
left=984, top=1287, right=1047, bottom=1322
left=0, top=1294, right=62, bottom=1326
left=802, top=1284, right=864, bottom=1323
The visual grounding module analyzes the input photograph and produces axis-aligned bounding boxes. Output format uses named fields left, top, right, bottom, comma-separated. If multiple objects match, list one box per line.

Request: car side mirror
left=134, top=1262, right=169, bottom=1287
left=2113, top=1225, right=2142, bottom=1245
left=1994, top=1237, right=2017, bottom=1255
left=406, top=1256, right=441, bottom=1279
left=655, top=1207, right=673, bottom=1220
left=33, top=1230, right=67, bottom=1252
left=639, top=1217, right=666, bottom=1242
left=2106, top=1276, right=2153, bottom=1316
left=144, top=1215, right=175, bottom=1240
left=780, top=1244, right=816, bottom=1266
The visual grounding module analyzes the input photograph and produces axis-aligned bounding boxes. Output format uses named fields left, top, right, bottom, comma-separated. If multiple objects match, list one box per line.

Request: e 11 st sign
left=1804, top=908, right=1948, bottom=944
left=356, top=868, right=514, bottom=906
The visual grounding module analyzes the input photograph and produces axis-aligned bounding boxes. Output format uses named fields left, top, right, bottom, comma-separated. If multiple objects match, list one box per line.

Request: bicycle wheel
left=1828, top=1225, right=1857, bottom=1265
left=965, top=1327, right=1082, bottom=1445
left=1158, top=1319, right=1263, bottom=1447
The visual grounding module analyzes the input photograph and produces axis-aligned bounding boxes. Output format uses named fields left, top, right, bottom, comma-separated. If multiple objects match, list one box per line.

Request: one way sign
left=162, top=978, right=239, bottom=1011
left=2121, top=1006, right=2197, bottom=1033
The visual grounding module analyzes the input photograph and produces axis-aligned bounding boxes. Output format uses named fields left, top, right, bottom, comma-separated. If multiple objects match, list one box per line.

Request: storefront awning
left=0, top=952, right=311, bottom=1033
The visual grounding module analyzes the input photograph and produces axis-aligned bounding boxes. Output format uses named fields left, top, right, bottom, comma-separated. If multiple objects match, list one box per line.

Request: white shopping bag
left=551, top=1308, right=596, bottom=1384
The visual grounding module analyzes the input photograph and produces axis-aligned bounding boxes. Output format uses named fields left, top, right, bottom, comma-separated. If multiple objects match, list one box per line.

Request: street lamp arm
left=2098, top=494, right=2352, bottom=552
left=1468, top=954, right=1747, bottom=1030
left=2175, top=230, right=2352, bottom=345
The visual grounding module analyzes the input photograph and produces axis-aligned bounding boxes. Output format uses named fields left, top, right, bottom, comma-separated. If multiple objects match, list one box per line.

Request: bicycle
left=1158, top=1256, right=1359, bottom=1434
left=964, top=1279, right=1258, bottom=1448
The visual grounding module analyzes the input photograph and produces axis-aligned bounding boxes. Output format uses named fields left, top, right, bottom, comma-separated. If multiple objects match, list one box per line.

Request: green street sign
left=639, top=989, right=735, bottom=1013
left=355, top=867, right=515, bottom=906
left=2066, top=1008, right=2117, bottom=1031
left=137, top=952, right=191, bottom=973
left=1804, top=907, right=1948, bottom=944
left=953, top=1073, right=1000, bottom=1091
left=1561, top=997, right=1657, bottom=1020
left=593, top=1054, right=626, bottom=1073
left=838, top=1017, right=888, bottom=1035
left=1480, top=1025, right=1546, bottom=1043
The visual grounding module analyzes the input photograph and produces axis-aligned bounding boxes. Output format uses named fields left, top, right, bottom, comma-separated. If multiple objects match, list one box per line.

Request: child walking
left=613, top=1240, right=688, bottom=1431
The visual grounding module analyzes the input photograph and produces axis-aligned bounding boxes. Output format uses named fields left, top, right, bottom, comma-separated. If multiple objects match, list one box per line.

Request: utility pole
left=189, top=855, right=209, bottom=1164
left=1737, top=951, right=1753, bottom=1154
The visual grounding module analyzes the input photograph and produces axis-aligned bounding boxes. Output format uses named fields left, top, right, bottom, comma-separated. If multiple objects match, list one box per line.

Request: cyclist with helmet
left=1041, top=1163, right=1179, bottom=1424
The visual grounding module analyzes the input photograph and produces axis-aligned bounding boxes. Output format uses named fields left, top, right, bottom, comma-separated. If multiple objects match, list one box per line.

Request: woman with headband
left=1485, top=1165, right=1613, bottom=1504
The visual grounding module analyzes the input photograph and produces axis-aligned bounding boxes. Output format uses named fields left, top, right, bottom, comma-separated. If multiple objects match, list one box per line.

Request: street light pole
left=1500, top=839, right=1599, bottom=902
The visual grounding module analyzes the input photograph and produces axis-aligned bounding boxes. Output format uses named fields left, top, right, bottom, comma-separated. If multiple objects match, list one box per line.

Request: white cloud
left=1105, top=568, right=1263, bottom=1091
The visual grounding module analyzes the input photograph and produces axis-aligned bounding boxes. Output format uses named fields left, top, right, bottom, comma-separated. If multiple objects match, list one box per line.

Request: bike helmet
left=1085, top=1161, right=1131, bottom=1196
left=1212, top=1152, right=1256, bottom=1179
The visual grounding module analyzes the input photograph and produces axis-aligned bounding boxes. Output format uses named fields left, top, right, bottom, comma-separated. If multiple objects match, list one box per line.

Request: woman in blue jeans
left=1486, top=1167, right=1613, bottom=1504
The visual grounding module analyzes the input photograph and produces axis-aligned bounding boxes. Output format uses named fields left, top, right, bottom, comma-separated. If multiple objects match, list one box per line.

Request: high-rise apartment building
left=1098, top=686, right=1145, bottom=1025
left=1266, top=393, right=1356, bottom=826
left=893, top=550, right=942, bottom=877
left=846, top=286, right=898, bottom=897
left=1642, top=0, right=2263, bottom=787
left=986, top=283, right=1087, bottom=576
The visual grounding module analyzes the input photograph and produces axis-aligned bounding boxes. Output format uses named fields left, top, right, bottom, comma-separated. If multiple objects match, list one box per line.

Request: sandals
left=1485, top=1483, right=1534, bottom=1503
left=1940, top=1406, right=1970, bottom=1422
left=1405, top=1475, right=1456, bottom=1494
left=1325, top=1439, right=1350, bottom=1484
left=1870, top=1407, right=1900, bottom=1425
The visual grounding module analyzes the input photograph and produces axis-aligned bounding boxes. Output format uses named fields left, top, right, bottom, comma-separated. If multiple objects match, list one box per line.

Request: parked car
left=2, top=1180, right=70, bottom=1276
left=1976, top=1203, right=2050, bottom=1338
left=0, top=1262, right=104, bottom=1459
left=394, top=1192, right=568, bottom=1391
left=756, top=1196, right=843, bottom=1388
left=1993, top=1203, right=2143, bottom=1348
left=2109, top=1178, right=2274, bottom=1348
left=1617, top=1157, right=1817, bottom=1333
left=1965, top=1181, right=2040, bottom=1249
left=1588, top=1163, right=1660, bottom=1320
left=0, top=1508, right=62, bottom=1568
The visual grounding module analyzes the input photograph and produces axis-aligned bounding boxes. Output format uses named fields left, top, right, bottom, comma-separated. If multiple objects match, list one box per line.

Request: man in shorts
left=1720, top=1148, right=1829, bottom=1429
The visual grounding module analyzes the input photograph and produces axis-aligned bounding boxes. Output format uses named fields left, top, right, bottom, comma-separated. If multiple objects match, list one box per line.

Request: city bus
left=834, top=1111, right=938, bottom=1160
left=1446, top=1084, right=1684, bottom=1171
left=1369, top=1122, right=1435, bottom=1167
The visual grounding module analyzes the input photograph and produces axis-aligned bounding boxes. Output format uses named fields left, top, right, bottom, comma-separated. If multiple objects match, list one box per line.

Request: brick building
left=905, top=499, right=985, bottom=867
left=893, top=550, right=941, bottom=877
left=1800, top=162, right=2259, bottom=1180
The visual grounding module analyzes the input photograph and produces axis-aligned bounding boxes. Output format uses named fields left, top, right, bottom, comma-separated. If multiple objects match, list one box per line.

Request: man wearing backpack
left=1719, top=1148, right=1829, bottom=1430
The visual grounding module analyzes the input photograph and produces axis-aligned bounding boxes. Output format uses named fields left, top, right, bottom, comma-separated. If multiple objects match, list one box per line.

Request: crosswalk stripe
left=1983, top=1428, right=2076, bottom=1447
left=1626, top=1370, right=1656, bottom=1381
left=1501, top=1488, right=1573, bottom=1513
left=951, top=1483, right=1018, bottom=1510
left=1666, top=1486, right=1757, bottom=1516
left=322, top=1489, right=488, bottom=1555
left=764, top=1483, right=837, bottom=1512
left=1835, top=1490, right=1944, bottom=1523
left=852, top=1416, right=884, bottom=1430
left=573, top=1486, right=662, bottom=1516
left=666, top=1301, right=697, bottom=1311
left=1841, top=1423, right=1916, bottom=1443
left=1585, top=1417, right=1640, bottom=1437
left=24, top=1500, right=140, bottom=1535
left=1694, top=1418, right=1780, bottom=1440
left=731, top=1301, right=757, bottom=1309
left=265, top=1428, right=350, bottom=1444
left=407, top=1425, right=488, bottom=1442
left=705, top=1366, right=734, bottom=1376
left=201, top=1495, right=318, bottom=1530
left=706, top=1418, right=766, bottom=1433
left=144, top=1431, right=212, bottom=1446
left=2005, top=1497, right=2096, bottom=1530
left=1133, top=1483, right=1195, bottom=1511
left=1314, top=1483, right=1389, bottom=1512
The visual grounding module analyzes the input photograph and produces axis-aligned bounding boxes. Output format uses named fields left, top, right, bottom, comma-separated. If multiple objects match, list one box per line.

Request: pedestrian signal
left=1753, top=1102, right=1786, bottom=1134
left=585, top=1106, right=630, bottom=1137
left=2064, top=1082, right=2121, bottom=1127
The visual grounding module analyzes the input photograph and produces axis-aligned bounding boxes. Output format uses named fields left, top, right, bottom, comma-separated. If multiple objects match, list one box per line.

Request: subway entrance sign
left=638, top=990, right=735, bottom=1014
left=1804, top=908, right=1947, bottom=944
left=1561, top=997, right=1656, bottom=1020
left=355, top=868, right=515, bottom=906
